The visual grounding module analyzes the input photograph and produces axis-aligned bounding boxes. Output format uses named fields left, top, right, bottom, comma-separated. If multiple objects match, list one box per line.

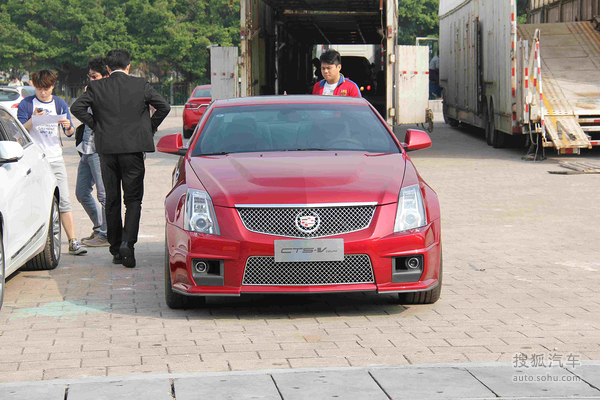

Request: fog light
left=406, top=257, right=420, bottom=269
left=194, top=261, right=208, bottom=274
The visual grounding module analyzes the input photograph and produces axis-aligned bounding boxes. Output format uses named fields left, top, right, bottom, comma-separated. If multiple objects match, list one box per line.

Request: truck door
left=395, top=46, right=429, bottom=125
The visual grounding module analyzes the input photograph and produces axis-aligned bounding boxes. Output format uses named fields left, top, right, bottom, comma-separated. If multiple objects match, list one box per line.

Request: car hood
left=188, top=152, right=406, bottom=207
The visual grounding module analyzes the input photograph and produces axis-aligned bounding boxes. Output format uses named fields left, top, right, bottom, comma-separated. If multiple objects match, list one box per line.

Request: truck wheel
left=23, top=196, right=61, bottom=271
left=492, top=127, right=506, bottom=148
left=485, top=103, right=493, bottom=146
left=398, top=253, right=443, bottom=305
left=443, top=112, right=459, bottom=127
left=164, top=240, right=205, bottom=309
left=442, top=94, right=459, bottom=127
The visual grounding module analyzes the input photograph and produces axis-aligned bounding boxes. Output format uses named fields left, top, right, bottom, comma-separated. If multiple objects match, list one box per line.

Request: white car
left=0, top=105, right=61, bottom=310
left=0, top=87, right=25, bottom=119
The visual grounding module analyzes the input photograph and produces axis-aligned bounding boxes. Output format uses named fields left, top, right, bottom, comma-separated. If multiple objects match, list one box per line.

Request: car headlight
left=184, top=189, right=220, bottom=235
left=394, top=184, right=427, bottom=232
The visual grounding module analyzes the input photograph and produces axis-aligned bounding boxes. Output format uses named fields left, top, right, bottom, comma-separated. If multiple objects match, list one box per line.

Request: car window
left=193, top=88, right=211, bottom=98
left=0, top=109, right=31, bottom=147
left=0, top=89, right=20, bottom=101
left=191, top=103, right=399, bottom=155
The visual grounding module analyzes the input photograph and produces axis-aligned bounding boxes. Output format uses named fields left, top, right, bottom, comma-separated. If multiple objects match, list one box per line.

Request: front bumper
left=166, top=203, right=441, bottom=296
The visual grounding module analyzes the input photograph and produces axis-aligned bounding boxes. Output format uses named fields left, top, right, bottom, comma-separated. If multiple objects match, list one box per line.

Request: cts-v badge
left=274, top=239, right=344, bottom=262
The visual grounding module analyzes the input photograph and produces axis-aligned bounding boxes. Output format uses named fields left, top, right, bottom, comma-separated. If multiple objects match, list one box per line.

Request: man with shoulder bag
left=75, top=57, right=110, bottom=247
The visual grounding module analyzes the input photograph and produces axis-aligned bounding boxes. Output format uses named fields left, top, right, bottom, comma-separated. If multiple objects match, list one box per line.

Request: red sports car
left=158, top=95, right=441, bottom=309
left=182, top=84, right=211, bottom=139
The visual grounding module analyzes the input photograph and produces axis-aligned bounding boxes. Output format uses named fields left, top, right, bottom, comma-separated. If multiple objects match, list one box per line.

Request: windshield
left=193, top=88, right=211, bottom=98
left=191, top=103, right=399, bottom=156
left=0, top=89, right=20, bottom=101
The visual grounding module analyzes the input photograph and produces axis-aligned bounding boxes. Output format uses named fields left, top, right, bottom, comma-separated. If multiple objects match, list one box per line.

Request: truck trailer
left=238, top=0, right=433, bottom=129
left=439, top=0, right=600, bottom=154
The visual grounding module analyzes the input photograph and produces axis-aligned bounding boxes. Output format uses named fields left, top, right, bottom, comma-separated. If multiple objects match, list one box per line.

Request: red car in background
left=158, top=95, right=441, bottom=309
left=182, top=84, right=211, bottom=138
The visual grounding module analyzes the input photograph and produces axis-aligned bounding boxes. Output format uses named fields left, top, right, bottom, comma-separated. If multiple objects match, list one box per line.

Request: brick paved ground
left=1, top=116, right=599, bottom=382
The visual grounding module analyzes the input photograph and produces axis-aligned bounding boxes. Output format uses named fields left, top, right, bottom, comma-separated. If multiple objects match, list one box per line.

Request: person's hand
left=33, top=108, right=46, bottom=116
left=58, top=119, right=71, bottom=130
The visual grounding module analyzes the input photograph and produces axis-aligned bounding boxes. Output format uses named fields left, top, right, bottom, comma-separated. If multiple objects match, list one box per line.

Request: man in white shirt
left=17, top=70, right=87, bottom=256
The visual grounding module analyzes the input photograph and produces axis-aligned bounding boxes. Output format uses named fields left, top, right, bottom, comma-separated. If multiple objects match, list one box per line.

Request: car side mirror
left=402, top=129, right=432, bottom=152
left=157, top=133, right=187, bottom=156
left=0, top=141, right=24, bottom=164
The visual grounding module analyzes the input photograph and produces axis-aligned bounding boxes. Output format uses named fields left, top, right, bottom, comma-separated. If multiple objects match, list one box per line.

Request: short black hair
left=105, top=49, right=131, bottom=70
left=320, top=49, right=341, bottom=65
left=87, top=56, right=108, bottom=77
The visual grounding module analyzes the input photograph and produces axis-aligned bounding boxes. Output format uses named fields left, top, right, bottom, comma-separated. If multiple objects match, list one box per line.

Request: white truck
left=237, top=0, right=434, bottom=130
left=439, top=0, right=600, bottom=155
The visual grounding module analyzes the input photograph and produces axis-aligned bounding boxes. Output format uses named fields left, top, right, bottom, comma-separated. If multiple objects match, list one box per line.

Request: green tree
left=517, top=0, right=529, bottom=23
left=0, top=0, right=240, bottom=84
left=397, top=0, right=439, bottom=45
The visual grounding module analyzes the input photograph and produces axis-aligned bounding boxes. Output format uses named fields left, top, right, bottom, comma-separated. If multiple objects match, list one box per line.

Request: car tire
left=22, top=195, right=61, bottom=271
left=164, top=240, right=205, bottom=309
left=183, top=126, right=193, bottom=139
left=398, top=252, right=442, bottom=305
left=0, top=229, right=5, bottom=310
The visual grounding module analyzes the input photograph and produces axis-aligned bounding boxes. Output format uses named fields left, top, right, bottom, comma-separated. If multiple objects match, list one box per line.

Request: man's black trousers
left=99, top=152, right=145, bottom=256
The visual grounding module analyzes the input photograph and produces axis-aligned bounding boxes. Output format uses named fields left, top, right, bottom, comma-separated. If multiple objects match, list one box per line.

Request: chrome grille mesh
left=237, top=205, right=376, bottom=238
left=242, top=255, right=374, bottom=286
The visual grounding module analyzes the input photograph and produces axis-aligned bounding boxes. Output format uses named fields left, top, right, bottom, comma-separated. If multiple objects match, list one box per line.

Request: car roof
left=213, top=95, right=369, bottom=107
left=0, top=87, right=20, bottom=92
left=193, top=84, right=211, bottom=90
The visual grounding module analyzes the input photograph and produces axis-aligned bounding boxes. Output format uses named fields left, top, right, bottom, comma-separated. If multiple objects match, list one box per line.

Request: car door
left=0, top=109, right=36, bottom=266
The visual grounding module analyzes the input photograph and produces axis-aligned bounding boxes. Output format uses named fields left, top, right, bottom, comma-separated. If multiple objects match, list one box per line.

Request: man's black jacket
left=70, top=72, right=170, bottom=154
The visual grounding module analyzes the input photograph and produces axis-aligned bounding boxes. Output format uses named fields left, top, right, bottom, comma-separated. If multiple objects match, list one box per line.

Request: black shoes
left=112, top=254, right=122, bottom=264
left=120, top=241, right=136, bottom=268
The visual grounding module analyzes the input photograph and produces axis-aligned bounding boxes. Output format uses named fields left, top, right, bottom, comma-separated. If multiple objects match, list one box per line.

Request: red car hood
left=188, top=152, right=406, bottom=207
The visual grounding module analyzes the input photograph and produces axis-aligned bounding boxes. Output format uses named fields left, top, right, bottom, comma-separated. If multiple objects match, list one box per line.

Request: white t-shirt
left=430, top=56, right=439, bottom=70
left=323, top=82, right=338, bottom=95
left=29, top=98, right=62, bottom=162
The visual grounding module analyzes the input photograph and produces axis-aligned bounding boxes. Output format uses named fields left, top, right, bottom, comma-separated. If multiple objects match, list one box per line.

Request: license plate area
left=274, top=239, right=344, bottom=263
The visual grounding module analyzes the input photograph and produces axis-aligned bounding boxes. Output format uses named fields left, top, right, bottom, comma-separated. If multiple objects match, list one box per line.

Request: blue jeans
left=76, top=153, right=107, bottom=238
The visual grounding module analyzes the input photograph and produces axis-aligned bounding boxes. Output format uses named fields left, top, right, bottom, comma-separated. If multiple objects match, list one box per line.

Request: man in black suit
left=71, top=49, right=170, bottom=268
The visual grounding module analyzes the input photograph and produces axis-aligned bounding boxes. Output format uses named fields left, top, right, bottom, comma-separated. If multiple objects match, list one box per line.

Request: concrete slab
left=568, top=365, right=600, bottom=390
left=370, top=367, right=494, bottom=399
left=174, top=374, right=280, bottom=399
left=468, top=366, right=600, bottom=398
left=0, top=384, right=66, bottom=400
left=67, top=379, right=173, bottom=400
left=273, top=370, right=388, bottom=400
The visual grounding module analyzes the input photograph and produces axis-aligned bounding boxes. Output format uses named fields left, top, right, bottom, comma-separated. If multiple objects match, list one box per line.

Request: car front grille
left=242, top=255, right=374, bottom=286
left=237, top=205, right=376, bottom=238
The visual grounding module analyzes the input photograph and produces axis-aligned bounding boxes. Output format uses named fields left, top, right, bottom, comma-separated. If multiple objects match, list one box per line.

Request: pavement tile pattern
left=1, top=115, right=599, bottom=386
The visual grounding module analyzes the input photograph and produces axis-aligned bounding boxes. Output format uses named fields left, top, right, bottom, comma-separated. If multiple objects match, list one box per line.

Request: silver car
left=0, top=105, right=61, bottom=310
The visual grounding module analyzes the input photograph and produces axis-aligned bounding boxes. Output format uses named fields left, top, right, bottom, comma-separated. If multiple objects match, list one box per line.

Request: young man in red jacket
left=312, top=49, right=361, bottom=97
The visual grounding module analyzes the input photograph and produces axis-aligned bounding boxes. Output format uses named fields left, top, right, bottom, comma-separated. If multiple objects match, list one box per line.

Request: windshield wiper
left=285, top=148, right=327, bottom=151
left=198, top=152, right=230, bottom=156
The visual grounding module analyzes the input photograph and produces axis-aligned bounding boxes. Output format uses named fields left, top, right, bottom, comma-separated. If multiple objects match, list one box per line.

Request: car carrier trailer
left=439, top=0, right=600, bottom=154
left=238, top=0, right=434, bottom=130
